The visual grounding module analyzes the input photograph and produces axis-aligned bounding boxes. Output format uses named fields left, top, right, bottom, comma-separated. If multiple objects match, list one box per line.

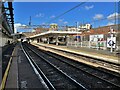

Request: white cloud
left=107, top=12, right=120, bottom=20
left=107, top=22, right=114, bottom=26
left=63, top=21, right=68, bottom=24
left=50, top=15, right=55, bottom=18
left=14, top=23, right=22, bottom=28
left=22, top=24, right=27, bottom=27
left=41, top=22, right=45, bottom=25
left=14, top=23, right=27, bottom=28
left=14, top=23, right=27, bottom=33
left=93, top=14, right=104, bottom=20
left=35, top=13, right=44, bottom=18
left=59, top=19, right=64, bottom=22
left=85, top=5, right=94, bottom=10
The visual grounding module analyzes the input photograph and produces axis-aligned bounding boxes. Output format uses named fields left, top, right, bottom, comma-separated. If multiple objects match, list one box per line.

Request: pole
left=115, top=0, right=116, bottom=26
left=28, top=16, right=31, bottom=43
left=75, top=22, right=77, bottom=47
left=114, top=0, right=117, bottom=52
left=81, top=35, right=82, bottom=47
left=47, top=37, right=49, bottom=44
left=110, top=27, right=113, bottom=53
left=76, top=22, right=79, bottom=47
left=97, top=35, right=99, bottom=50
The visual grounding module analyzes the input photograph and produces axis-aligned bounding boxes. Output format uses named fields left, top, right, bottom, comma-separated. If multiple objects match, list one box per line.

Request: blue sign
left=76, top=36, right=80, bottom=38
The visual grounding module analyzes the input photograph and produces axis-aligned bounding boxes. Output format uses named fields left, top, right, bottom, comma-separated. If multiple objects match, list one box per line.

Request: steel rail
left=26, top=43, right=120, bottom=88
left=35, top=43, right=120, bottom=66
left=43, top=49, right=120, bottom=88
left=23, top=43, right=88, bottom=90
left=21, top=43, right=56, bottom=90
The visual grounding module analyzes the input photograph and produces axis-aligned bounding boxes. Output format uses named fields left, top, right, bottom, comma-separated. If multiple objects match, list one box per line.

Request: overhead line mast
left=29, top=16, right=31, bottom=26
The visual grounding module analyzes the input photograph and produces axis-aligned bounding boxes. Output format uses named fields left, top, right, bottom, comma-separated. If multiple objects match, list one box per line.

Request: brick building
left=67, top=24, right=120, bottom=52
left=34, top=27, right=49, bottom=34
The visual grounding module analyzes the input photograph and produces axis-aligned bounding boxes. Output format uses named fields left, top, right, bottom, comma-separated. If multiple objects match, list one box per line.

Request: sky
left=11, top=2, right=120, bottom=32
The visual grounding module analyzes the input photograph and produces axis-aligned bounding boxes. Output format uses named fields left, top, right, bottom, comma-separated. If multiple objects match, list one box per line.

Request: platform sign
left=90, top=34, right=104, bottom=42
left=75, top=36, right=80, bottom=38
left=107, top=37, right=116, bottom=48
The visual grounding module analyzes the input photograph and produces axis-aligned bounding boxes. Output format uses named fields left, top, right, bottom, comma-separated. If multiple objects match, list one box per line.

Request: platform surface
left=5, top=45, right=19, bottom=88
left=4, top=43, right=48, bottom=89
left=31, top=42, right=119, bottom=65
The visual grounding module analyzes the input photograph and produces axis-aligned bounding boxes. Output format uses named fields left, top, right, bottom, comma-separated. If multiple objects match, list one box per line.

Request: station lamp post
left=109, top=27, right=116, bottom=53
left=75, top=22, right=79, bottom=47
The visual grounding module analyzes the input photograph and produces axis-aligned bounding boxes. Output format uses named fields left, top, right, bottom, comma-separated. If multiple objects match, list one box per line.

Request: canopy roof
left=30, top=31, right=82, bottom=38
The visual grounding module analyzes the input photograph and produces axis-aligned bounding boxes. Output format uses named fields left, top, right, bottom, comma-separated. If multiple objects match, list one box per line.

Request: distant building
left=79, top=24, right=119, bottom=50
left=79, top=24, right=92, bottom=30
left=22, top=32, right=36, bottom=37
left=49, top=23, right=58, bottom=31
left=67, top=24, right=92, bottom=32
left=34, top=27, right=49, bottom=34
left=67, top=26, right=77, bottom=32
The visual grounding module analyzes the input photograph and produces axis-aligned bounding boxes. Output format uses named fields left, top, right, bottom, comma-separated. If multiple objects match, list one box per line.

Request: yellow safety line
left=0, top=47, right=16, bottom=90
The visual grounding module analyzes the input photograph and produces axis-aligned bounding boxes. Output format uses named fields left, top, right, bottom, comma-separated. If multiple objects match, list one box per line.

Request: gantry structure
left=0, top=2, right=14, bottom=36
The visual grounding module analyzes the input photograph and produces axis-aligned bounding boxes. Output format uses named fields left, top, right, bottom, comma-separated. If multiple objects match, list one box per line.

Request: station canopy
left=30, top=31, right=82, bottom=38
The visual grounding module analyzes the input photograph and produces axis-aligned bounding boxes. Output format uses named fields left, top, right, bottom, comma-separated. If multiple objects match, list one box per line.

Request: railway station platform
left=31, top=42, right=120, bottom=74
left=1, top=43, right=49, bottom=89
left=0, top=42, right=119, bottom=89
left=31, top=42, right=119, bottom=65
left=1, top=44, right=19, bottom=89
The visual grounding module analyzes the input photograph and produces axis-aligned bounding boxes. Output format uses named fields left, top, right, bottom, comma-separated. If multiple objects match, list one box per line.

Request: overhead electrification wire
left=17, top=1, right=88, bottom=29
left=47, top=1, right=87, bottom=23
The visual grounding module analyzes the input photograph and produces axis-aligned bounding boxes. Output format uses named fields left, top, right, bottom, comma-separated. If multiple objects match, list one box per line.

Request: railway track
left=35, top=43, right=120, bottom=73
left=23, top=43, right=120, bottom=89
left=22, top=43, right=87, bottom=89
left=63, top=52, right=119, bottom=71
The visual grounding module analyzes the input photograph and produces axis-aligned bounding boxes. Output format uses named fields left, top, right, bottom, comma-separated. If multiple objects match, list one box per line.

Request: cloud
left=107, top=12, right=120, bottom=20
left=93, top=14, right=104, bottom=20
left=14, top=23, right=21, bottom=28
left=59, top=19, right=64, bottom=22
left=85, top=5, right=94, bottom=10
left=35, top=13, right=44, bottom=18
left=22, top=24, right=27, bottom=27
left=14, top=23, right=27, bottom=33
left=14, top=23, right=24, bottom=28
left=58, top=18, right=68, bottom=25
left=63, top=21, right=68, bottom=24
left=107, top=22, right=114, bottom=26
left=50, top=15, right=55, bottom=18
left=14, top=23, right=27, bottom=28
left=41, top=22, right=45, bottom=25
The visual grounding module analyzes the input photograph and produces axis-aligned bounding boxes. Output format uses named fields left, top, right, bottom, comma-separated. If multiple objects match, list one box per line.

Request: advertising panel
left=90, top=34, right=104, bottom=48
left=90, top=34, right=104, bottom=42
